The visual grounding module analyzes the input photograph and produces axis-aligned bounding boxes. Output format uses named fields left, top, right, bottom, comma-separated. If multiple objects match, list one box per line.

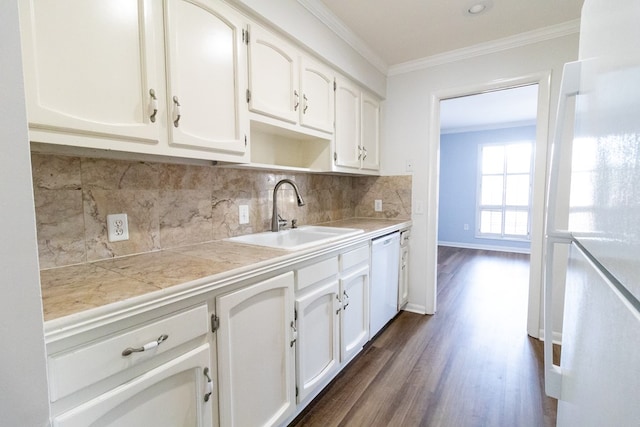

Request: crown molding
left=297, top=0, right=389, bottom=74
left=388, top=19, right=581, bottom=76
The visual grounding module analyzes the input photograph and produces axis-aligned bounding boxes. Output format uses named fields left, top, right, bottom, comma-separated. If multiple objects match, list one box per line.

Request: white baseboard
left=438, top=241, right=531, bottom=254
left=402, top=303, right=428, bottom=315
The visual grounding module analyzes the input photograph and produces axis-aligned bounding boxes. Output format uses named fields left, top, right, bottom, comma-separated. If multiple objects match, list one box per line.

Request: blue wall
left=438, top=126, right=535, bottom=252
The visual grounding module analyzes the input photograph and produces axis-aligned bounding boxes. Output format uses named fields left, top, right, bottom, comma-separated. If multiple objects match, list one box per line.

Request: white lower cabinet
left=53, top=344, right=213, bottom=427
left=48, top=304, right=214, bottom=427
left=46, top=233, right=398, bottom=427
left=340, top=266, right=370, bottom=363
left=215, top=272, right=296, bottom=427
left=339, top=244, right=371, bottom=363
left=294, top=258, right=340, bottom=403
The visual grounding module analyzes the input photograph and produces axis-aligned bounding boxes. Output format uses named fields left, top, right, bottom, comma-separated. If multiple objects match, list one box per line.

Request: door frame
left=426, top=71, right=551, bottom=338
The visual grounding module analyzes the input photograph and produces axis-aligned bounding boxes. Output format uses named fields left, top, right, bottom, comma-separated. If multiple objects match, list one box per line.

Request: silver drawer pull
left=203, top=367, right=213, bottom=402
left=172, top=96, right=181, bottom=127
left=122, top=334, right=169, bottom=356
left=149, top=88, right=158, bottom=123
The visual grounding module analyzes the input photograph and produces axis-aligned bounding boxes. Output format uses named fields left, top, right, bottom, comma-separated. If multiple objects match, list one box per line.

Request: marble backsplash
left=31, top=154, right=412, bottom=269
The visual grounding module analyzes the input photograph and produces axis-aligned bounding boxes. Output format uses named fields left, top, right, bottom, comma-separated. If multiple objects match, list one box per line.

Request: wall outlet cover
left=239, top=205, right=249, bottom=225
left=107, top=213, right=129, bottom=242
left=374, top=199, right=382, bottom=212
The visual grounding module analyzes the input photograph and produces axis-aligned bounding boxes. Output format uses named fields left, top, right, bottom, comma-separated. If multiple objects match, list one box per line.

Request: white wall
left=382, top=34, right=579, bottom=337
left=0, top=0, right=51, bottom=424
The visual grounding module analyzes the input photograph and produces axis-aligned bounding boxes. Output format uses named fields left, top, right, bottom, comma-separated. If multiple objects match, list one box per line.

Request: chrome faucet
left=271, top=179, right=305, bottom=232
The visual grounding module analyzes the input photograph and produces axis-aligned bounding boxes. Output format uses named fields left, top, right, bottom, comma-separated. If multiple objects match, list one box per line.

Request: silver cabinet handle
left=203, top=367, right=213, bottom=402
left=294, top=90, right=300, bottom=111
left=303, top=94, right=309, bottom=114
left=362, top=146, right=368, bottom=160
left=172, top=96, right=181, bottom=127
left=122, top=334, right=168, bottom=356
left=290, top=321, right=297, bottom=347
left=357, top=145, right=363, bottom=160
left=149, top=89, right=158, bottom=123
left=343, top=290, right=350, bottom=309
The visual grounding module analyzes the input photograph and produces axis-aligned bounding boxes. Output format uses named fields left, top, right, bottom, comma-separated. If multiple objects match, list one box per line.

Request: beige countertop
left=40, top=218, right=411, bottom=323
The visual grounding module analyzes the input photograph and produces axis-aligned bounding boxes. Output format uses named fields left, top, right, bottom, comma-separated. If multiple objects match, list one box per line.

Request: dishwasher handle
left=373, top=232, right=400, bottom=248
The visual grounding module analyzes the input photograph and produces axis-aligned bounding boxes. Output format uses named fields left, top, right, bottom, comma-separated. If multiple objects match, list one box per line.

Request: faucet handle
left=277, top=214, right=288, bottom=228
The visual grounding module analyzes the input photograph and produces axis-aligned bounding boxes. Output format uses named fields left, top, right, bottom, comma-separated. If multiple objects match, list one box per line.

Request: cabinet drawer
left=296, top=256, right=338, bottom=291
left=48, top=304, right=209, bottom=402
left=340, top=244, right=370, bottom=271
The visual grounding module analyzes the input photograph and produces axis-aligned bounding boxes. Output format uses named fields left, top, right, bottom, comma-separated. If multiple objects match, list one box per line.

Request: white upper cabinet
left=19, top=0, right=248, bottom=162
left=165, top=0, right=248, bottom=154
left=299, top=57, right=335, bottom=133
left=360, top=91, right=380, bottom=170
left=247, top=24, right=299, bottom=124
left=334, top=77, right=361, bottom=169
left=247, top=24, right=335, bottom=134
left=19, top=0, right=164, bottom=146
left=334, top=75, right=380, bottom=173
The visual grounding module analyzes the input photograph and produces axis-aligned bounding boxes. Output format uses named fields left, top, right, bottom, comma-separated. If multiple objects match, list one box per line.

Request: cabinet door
left=299, top=57, right=334, bottom=133
left=19, top=0, right=164, bottom=146
left=334, top=77, right=361, bottom=169
left=216, top=272, right=296, bottom=427
left=295, top=280, right=340, bottom=403
left=361, top=92, right=380, bottom=170
left=52, top=344, right=213, bottom=427
left=247, top=24, right=299, bottom=124
left=340, top=265, right=370, bottom=363
left=398, top=245, right=410, bottom=309
left=165, top=0, right=247, bottom=155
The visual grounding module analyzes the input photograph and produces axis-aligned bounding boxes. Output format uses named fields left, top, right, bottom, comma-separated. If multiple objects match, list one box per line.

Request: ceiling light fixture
left=468, top=3, right=486, bottom=14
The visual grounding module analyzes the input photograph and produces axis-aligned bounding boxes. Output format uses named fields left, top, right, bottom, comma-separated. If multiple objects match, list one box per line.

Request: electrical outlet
left=239, top=205, right=249, bottom=225
left=464, top=223, right=469, bottom=231
left=107, top=213, right=129, bottom=242
left=374, top=199, right=382, bottom=212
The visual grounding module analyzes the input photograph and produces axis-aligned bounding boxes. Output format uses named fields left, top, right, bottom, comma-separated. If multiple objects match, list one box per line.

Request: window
left=477, top=142, right=532, bottom=239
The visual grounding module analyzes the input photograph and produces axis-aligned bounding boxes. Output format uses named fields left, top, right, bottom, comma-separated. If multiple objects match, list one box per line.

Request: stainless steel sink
left=227, top=226, right=364, bottom=251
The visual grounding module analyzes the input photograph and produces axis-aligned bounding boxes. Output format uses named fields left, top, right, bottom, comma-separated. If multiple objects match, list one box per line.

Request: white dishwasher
left=370, top=232, right=400, bottom=337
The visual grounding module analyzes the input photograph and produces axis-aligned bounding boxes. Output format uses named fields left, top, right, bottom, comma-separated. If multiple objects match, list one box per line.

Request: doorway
left=425, top=73, right=552, bottom=338
left=438, top=85, right=538, bottom=253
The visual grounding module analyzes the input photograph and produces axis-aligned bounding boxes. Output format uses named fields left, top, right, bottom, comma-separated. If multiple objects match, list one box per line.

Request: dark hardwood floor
left=291, top=246, right=557, bottom=427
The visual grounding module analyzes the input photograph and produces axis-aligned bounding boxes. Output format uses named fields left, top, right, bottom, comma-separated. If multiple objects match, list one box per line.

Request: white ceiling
left=440, top=84, right=539, bottom=133
left=305, top=0, right=582, bottom=132
left=316, top=0, right=584, bottom=67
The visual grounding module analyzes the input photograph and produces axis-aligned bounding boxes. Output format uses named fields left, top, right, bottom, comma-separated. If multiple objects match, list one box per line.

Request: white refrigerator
left=544, top=0, right=640, bottom=425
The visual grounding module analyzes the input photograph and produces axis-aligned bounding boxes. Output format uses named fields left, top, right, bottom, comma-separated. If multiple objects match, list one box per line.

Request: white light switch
left=239, top=205, right=249, bottom=224
left=414, top=200, right=425, bottom=215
